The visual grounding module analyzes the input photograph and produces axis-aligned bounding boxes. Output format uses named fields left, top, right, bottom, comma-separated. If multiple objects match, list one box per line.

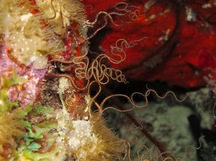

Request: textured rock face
left=1, top=1, right=216, bottom=161
left=0, top=0, right=124, bottom=160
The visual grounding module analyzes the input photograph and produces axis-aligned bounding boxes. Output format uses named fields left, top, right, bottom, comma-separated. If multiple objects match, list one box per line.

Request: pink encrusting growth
left=0, top=0, right=126, bottom=160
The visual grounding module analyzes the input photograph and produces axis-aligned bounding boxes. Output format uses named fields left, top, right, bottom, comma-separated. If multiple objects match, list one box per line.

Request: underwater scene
left=0, top=0, right=216, bottom=160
